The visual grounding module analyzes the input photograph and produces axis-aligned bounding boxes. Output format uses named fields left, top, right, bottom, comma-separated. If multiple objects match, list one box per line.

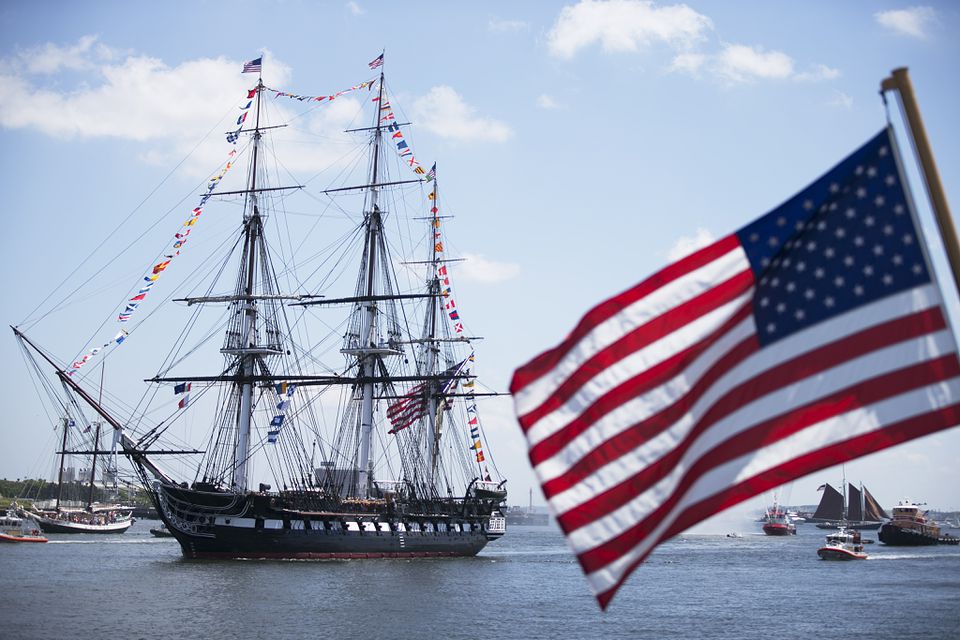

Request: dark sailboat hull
left=878, top=523, right=939, bottom=546
left=151, top=483, right=502, bottom=559
left=33, top=514, right=132, bottom=534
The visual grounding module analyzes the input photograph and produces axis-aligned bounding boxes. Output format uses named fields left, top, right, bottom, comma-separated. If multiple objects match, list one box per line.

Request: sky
left=2, top=1, right=960, bottom=528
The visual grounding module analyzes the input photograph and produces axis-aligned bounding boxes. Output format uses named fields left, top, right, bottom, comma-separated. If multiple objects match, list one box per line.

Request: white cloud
left=670, top=52, right=707, bottom=75
left=488, top=17, right=528, bottom=33
left=536, top=94, right=562, bottom=109
left=667, top=227, right=714, bottom=261
left=828, top=90, right=854, bottom=110
left=0, top=41, right=385, bottom=177
left=547, top=0, right=713, bottom=59
left=716, top=43, right=794, bottom=83
left=794, top=63, right=841, bottom=82
left=346, top=1, right=365, bottom=15
left=458, top=253, right=521, bottom=283
left=875, top=6, right=936, bottom=39
left=411, top=86, right=512, bottom=142
left=16, top=35, right=112, bottom=74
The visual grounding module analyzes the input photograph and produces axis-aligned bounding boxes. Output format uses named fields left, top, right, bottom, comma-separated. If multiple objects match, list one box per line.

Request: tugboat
left=817, top=526, right=867, bottom=560
left=879, top=500, right=940, bottom=546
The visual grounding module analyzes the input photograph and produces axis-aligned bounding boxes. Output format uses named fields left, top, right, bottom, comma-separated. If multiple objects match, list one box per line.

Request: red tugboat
left=762, top=500, right=797, bottom=536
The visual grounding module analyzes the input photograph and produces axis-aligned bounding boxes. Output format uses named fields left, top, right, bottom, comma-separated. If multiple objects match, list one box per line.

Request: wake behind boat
left=15, top=54, right=507, bottom=560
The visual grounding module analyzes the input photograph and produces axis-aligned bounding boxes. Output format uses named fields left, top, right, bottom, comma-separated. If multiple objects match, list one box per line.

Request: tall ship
left=15, top=55, right=507, bottom=558
left=811, top=482, right=887, bottom=530
left=878, top=500, right=940, bottom=546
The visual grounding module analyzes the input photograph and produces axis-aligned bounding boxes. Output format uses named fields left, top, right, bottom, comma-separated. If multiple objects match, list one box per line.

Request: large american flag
left=511, top=128, right=960, bottom=609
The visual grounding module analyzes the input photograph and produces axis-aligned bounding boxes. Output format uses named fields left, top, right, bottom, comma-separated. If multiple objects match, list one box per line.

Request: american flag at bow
left=511, top=127, right=960, bottom=609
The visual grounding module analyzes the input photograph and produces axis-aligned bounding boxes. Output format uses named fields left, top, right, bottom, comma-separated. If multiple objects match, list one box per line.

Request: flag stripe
left=527, top=285, right=943, bottom=490
left=511, top=235, right=744, bottom=396
left=519, top=269, right=754, bottom=430
left=591, top=400, right=960, bottom=609
left=574, top=352, right=960, bottom=573
left=529, top=302, right=755, bottom=468
left=545, top=307, right=947, bottom=516
left=584, top=386, right=960, bottom=599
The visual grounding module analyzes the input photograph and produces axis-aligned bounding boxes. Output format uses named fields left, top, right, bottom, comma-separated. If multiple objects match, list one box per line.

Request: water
left=2, top=520, right=958, bottom=639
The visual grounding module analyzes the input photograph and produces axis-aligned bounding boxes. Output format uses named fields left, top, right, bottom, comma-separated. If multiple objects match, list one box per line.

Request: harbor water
left=1, top=519, right=958, bottom=639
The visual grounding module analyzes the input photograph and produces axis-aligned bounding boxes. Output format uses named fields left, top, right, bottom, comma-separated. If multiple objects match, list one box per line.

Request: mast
left=356, top=69, right=387, bottom=498
left=425, top=173, right=441, bottom=492
left=232, top=76, right=265, bottom=492
left=55, top=417, right=68, bottom=511
left=87, top=365, right=105, bottom=508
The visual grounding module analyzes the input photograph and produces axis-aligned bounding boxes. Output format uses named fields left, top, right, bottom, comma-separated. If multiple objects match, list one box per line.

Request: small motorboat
left=0, top=509, right=48, bottom=543
left=817, top=526, right=867, bottom=560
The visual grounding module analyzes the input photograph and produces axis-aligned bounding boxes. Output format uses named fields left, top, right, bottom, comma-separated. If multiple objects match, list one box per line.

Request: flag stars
left=786, top=282, right=796, bottom=292
left=894, top=204, right=905, bottom=216
left=796, top=261, right=806, bottom=272
left=873, top=245, right=885, bottom=256
left=777, top=216, right=787, bottom=227
left=867, top=166, right=877, bottom=178
left=768, top=236, right=780, bottom=247
left=760, top=297, right=770, bottom=307
left=844, top=255, right=855, bottom=267
left=829, top=183, right=840, bottom=193
left=749, top=232, right=759, bottom=243
left=845, top=207, right=857, bottom=219
left=857, top=187, right=867, bottom=199
left=874, top=195, right=885, bottom=207
left=824, top=247, right=835, bottom=258
left=864, top=215, right=875, bottom=227
left=767, top=323, right=777, bottom=334
left=885, top=175, right=897, bottom=186
left=893, top=254, right=903, bottom=266
left=863, top=265, right=874, bottom=276
left=912, top=264, right=924, bottom=275
left=854, top=236, right=865, bottom=247
left=824, top=296, right=835, bottom=308
left=815, top=268, right=825, bottom=279
left=879, top=145, right=889, bottom=156
left=805, top=288, right=816, bottom=300
left=776, top=303, right=787, bottom=314
left=834, top=276, right=845, bottom=288
left=794, top=309, right=806, bottom=320
left=803, top=200, right=814, bottom=211
left=903, top=234, right=914, bottom=245
left=883, top=274, right=894, bottom=286
left=835, top=227, right=846, bottom=239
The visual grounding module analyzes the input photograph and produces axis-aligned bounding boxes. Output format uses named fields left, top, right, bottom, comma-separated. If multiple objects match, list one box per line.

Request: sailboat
left=22, top=416, right=133, bottom=534
left=15, top=56, right=507, bottom=558
left=811, top=482, right=887, bottom=530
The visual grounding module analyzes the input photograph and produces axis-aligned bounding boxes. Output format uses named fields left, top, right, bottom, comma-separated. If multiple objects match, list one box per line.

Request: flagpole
left=881, top=67, right=960, bottom=297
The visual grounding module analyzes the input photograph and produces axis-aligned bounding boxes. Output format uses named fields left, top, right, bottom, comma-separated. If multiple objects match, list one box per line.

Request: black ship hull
left=878, top=523, right=939, bottom=546
left=152, top=484, right=502, bottom=559
left=815, top=521, right=882, bottom=530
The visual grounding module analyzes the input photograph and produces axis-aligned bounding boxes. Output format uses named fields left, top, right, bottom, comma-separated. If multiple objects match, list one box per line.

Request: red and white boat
left=762, top=501, right=797, bottom=536
left=0, top=509, right=48, bottom=543
left=817, top=526, right=867, bottom=560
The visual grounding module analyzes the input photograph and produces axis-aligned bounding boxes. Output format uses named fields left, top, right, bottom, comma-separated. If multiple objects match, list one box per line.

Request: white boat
left=817, top=526, right=867, bottom=560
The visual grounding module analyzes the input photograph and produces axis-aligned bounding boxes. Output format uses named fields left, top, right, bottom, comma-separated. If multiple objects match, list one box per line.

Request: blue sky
left=2, top=1, right=959, bottom=521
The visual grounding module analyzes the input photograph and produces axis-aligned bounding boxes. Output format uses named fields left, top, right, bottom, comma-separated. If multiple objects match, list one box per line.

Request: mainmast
left=232, top=76, right=265, bottom=492
left=424, top=175, right=441, bottom=492
left=356, top=70, right=387, bottom=498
